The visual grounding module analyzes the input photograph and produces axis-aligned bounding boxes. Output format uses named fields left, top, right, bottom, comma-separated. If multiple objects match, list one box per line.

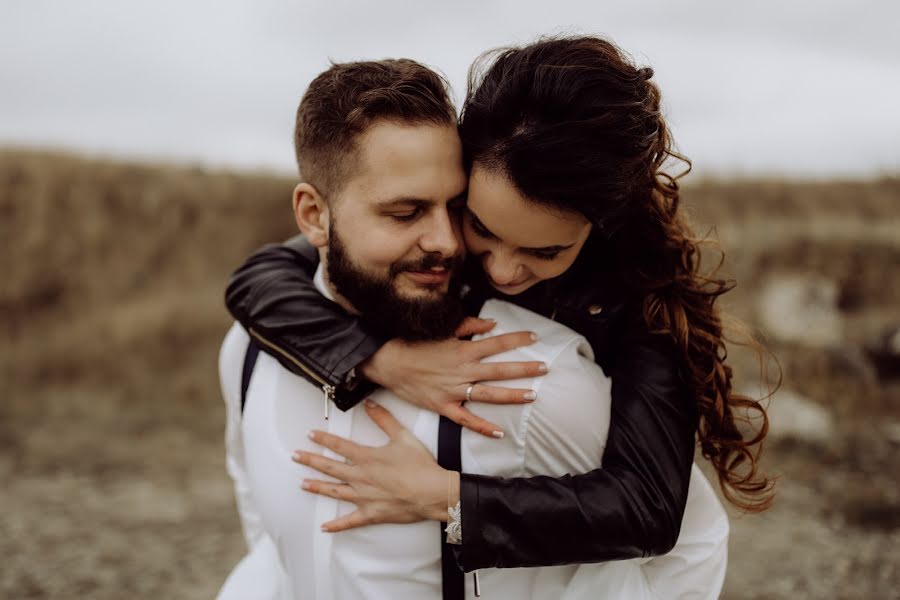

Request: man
left=217, top=57, right=471, bottom=599
left=217, top=58, right=727, bottom=599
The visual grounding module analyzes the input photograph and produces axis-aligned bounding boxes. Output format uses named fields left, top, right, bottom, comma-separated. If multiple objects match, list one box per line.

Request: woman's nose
left=484, top=252, right=520, bottom=285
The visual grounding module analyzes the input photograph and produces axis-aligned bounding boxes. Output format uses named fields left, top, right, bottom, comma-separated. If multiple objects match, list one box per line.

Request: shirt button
left=587, top=304, right=603, bottom=315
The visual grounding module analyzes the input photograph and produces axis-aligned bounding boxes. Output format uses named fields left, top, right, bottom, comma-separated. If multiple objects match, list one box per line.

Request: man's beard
left=326, top=227, right=466, bottom=341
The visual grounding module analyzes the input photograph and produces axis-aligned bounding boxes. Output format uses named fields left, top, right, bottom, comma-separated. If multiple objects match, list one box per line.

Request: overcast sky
left=2, top=0, right=898, bottom=178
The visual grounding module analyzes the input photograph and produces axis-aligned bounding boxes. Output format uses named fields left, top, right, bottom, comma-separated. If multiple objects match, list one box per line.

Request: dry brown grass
left=2, top=149, right=898, bottom=599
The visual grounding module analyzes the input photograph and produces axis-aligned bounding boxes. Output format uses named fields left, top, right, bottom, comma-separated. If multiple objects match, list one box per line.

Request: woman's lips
left=488, top=277, right=529, bottom=293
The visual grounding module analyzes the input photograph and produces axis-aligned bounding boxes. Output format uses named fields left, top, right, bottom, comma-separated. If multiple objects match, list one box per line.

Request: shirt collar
left=313, top=264, right=338, bottom=303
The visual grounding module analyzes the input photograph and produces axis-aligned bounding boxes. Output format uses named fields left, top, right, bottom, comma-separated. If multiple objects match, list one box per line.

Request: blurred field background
left=2, top=148, right=898, bottom=599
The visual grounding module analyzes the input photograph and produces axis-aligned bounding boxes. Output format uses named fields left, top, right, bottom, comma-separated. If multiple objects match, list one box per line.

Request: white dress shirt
left=216, top=266, right=728, bottom=600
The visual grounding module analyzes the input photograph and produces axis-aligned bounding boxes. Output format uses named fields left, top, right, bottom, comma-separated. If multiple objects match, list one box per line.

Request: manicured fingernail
left=301, top=480, right=312, bottom=491
left=486, top=318, right=497, bottom=324
left=308, top=431, right=318, bottom=441
left=529, top=332, right=539, bottom=342
left=492, top=430, right=504, bottom=439
left=364, top=398, right=376, bottom=408
left=523, top=391, right=537, bottom=401
left=538, top=363, right=548, bottom=373
left=292, top=451, right=304, bottom=462
left=321, top=524, right=331, bottom=532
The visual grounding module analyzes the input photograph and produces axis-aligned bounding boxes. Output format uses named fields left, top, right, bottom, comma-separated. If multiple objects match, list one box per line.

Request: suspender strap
left=240, top=339, right=260, bottom=414
left=437, top=415, right=464, bottom=599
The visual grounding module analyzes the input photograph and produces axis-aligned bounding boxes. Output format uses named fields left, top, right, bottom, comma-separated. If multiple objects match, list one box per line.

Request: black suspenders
left=240, top=339, right=260, bottom=413
left=437, top=415, right=465, bottom=599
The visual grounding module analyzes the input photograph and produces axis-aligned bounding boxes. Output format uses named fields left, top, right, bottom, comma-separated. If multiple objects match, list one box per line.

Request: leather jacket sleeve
left=455, top=335, right=697, bottom=570
left=225, top=238, right=697, bottom=567
left=224, top=235, right=384, bottom=411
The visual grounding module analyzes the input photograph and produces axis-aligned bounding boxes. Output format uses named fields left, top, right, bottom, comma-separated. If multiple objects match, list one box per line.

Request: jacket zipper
left=248, top=327, right=336, bottom=420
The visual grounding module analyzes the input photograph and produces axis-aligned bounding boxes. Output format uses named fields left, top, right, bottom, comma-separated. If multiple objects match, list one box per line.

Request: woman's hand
left=361, top=317, right=548, bottom=438
left=293, top=400, right=459, bottom=532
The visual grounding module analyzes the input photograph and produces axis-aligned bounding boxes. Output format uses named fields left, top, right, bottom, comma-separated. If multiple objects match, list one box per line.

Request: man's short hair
left=294, top=59, right=457, bottom=196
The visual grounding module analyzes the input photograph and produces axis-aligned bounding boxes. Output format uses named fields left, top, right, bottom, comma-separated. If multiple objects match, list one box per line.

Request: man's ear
left=293, top=183, right=329, bottom=247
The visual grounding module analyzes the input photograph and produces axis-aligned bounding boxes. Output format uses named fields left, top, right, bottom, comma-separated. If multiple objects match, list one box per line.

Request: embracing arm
left=296, top=332, right=697, bottom=567
left=225, top=234, right=384, bottom=410
left=229, top=238, right=696, bottom=566
left=456, top=337, right=697, bottom=570
left=225, top=235, right=543, bottom=429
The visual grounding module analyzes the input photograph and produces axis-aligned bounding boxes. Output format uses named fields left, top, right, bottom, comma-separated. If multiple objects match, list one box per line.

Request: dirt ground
left=2, top=150, right=898, bottom=599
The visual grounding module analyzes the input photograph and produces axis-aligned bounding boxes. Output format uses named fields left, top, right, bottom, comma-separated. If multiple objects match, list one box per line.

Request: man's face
left=324, top=121, right=468, bottom=339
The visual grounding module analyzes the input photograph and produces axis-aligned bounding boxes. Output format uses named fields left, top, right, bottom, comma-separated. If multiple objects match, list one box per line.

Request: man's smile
left=403, top=267, right=451, bottom=285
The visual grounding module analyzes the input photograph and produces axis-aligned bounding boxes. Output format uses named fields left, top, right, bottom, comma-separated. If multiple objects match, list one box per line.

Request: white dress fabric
left=217, top=268, right=728, bottom=600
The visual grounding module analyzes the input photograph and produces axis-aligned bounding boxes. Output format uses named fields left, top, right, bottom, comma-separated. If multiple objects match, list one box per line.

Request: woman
left=225, top=35, right=774, bottom=571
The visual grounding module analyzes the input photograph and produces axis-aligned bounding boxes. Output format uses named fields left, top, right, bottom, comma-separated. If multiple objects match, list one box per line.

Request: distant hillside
left=4, top=149, right=897, bottom=410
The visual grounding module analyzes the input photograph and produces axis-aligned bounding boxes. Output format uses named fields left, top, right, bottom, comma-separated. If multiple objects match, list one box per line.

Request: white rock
left=891, top=329, right=900, bottom=354
left=884, top=422, right=900, bottom=445
left=766, top=388, right=835, bottom=442
left=757, top=274, right=843, bottom=347
left=741, top=388, right=835, bottom=442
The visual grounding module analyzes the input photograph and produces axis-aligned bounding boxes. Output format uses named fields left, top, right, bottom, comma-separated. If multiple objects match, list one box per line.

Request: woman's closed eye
left=469, top=209, right=564, bottom=260
left=527, top=249, right=562, bottom=261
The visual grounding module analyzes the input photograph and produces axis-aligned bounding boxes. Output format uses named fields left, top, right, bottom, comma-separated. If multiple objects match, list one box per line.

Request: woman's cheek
left=528, top=257, right=572, bottom=282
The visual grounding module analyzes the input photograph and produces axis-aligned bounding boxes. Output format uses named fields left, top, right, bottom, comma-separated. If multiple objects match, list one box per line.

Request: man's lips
left=404, top=268, right=451, bottom=285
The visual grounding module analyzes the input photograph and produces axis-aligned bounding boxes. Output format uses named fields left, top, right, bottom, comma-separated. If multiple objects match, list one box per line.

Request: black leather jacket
left=225, top=235, right=697, bottom=571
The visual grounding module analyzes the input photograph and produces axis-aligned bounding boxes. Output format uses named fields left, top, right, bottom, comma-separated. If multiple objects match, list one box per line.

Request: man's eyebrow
left=375, top=197, right=434, bottom=209
left=377, top=192, right=467, bottom=209
left=467, top=207, right=576, bottom=252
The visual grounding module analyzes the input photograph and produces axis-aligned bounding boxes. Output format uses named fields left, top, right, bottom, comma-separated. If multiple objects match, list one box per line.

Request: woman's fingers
left=465, top=382, right=536, bottom=404
left=444, top=404, right=504, bottom=439
left=292, top=450, right=354, bottom=481
left=470, top=331, right=538, bottom=360
left=301, top=479, right=356, bottom=502
left=473, top=360, right=548, bottom=383
left=454, top=316, right=497, bottom=338
left=307, top=429, right=367, bottom=462
left=320, top=509, right=372, bottom=533
left=363, top=399, right=405, bottom=439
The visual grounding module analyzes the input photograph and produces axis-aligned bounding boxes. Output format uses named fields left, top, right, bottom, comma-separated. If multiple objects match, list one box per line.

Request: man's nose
left=420, top=208, right=462, bottom=258
left=484, top=251, right=521, bottom=285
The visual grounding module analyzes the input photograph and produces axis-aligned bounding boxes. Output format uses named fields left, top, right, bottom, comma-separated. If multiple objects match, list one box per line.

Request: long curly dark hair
left=459, top=35, right=775, bottom=511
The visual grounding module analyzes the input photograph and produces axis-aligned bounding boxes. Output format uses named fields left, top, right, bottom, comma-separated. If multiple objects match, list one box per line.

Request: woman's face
left=463, top=165, right=593, bottom=295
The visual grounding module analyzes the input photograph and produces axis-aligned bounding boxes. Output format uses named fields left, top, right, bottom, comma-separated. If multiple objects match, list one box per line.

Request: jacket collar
left=284, top=234, right=321, bottom=265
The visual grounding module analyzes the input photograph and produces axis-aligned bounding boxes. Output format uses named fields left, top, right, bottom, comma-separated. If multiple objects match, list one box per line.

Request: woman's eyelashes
left=468, top=211, right=562, bottom=261
left=528, top=249, right=561, bottom=261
